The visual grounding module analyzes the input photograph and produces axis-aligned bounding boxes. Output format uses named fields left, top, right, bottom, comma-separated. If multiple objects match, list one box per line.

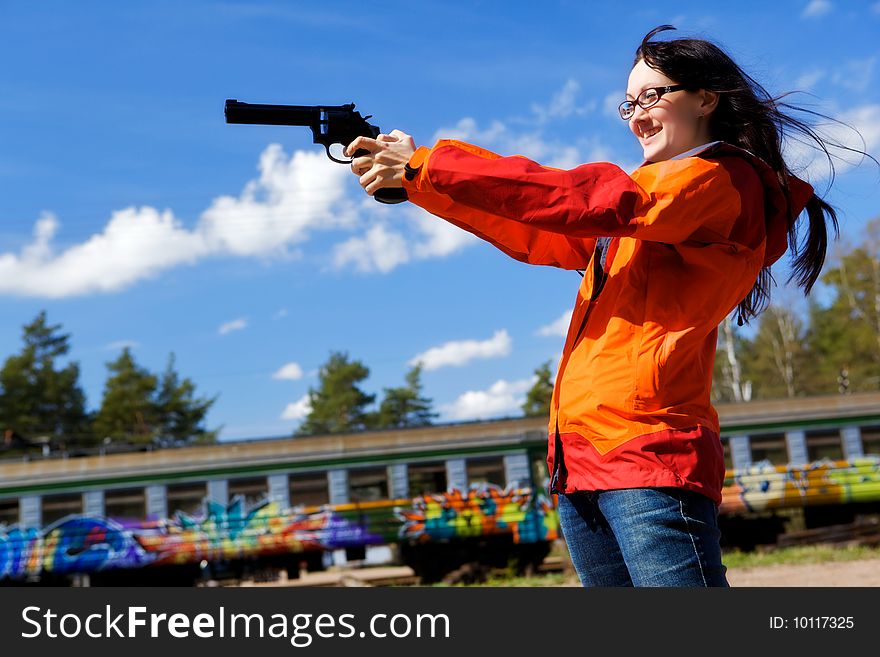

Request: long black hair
left=635, top=25, right=870, bottom=324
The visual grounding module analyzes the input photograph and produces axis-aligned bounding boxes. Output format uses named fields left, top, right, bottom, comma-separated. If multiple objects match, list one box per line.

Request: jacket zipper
left=551, top=236, right=616, bottom=492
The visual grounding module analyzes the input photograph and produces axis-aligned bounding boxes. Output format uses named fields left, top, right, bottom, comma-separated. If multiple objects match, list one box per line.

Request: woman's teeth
left=642, top=127, right=661, bottom=139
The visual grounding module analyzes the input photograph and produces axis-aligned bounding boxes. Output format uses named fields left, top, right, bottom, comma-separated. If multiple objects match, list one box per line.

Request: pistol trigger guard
left=325, top=145, right=352, bottom=165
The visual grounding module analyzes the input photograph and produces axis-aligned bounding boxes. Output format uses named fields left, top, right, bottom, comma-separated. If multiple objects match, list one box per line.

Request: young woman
left=345, top=26, right=843, bottom=586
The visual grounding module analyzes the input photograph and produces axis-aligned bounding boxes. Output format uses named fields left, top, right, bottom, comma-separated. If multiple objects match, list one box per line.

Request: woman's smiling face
left=626, top=59, right=713, bottom=162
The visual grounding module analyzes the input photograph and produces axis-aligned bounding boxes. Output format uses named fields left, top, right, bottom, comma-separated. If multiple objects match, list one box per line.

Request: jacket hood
left=659, top=141, right=815, bottom=267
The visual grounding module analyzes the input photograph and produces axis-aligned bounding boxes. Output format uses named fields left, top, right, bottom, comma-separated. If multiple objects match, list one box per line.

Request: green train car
left=2, top=392, right=879, bottom=585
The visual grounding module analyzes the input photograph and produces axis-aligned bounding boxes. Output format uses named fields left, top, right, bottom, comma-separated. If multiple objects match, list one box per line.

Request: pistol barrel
left=224, top=99, right=358, bottom=128
left=223, top=99, right=319, bottom=126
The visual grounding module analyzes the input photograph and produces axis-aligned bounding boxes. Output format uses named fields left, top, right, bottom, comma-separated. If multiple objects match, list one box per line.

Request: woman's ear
left=698, top=90, right=720, bottom=117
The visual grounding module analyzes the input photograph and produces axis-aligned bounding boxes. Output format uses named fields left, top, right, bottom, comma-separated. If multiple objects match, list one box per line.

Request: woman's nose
left=630, top=102, right=650, bottom=122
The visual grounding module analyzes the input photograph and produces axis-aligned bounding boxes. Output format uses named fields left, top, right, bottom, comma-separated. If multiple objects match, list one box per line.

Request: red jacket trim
left=548, top=426, right=725, bottom=505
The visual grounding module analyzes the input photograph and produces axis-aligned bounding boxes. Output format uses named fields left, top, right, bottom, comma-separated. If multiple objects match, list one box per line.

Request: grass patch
left=433, top=543, right=880, bottom=586
left=723, top=544, right=880, bottom=569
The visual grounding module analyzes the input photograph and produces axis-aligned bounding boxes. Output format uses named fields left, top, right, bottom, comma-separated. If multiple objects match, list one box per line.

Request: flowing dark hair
left=635, top=25, right=870, bottom=324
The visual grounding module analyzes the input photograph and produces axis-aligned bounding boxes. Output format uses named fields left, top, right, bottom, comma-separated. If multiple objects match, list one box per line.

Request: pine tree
left=376, top=364, right=437, bottom=429
left=93, top=348, right=160, bottom=444
left=522, top=361, right=555, bottom=418
left=806, top=222, right=880, bottom=393
left=297, top=352, right=375, bottom=435
left=155, top=353, right=218, bottom=445
left=0, top=312, right=90, bottom=444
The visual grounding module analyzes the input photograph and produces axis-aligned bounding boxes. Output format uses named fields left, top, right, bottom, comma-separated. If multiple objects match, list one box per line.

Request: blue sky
left=1, top=1, right=879, bottom=441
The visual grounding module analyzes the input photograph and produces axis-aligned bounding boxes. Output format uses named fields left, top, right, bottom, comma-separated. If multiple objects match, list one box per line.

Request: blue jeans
left=557, top=488, right=729, bottom=587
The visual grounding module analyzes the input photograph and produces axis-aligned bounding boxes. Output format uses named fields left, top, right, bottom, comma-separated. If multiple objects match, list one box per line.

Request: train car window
left=41, top=492, right=83, bottom=526
left=806, top=430, right=844, bottom=462
left=862, top=426, right=880, bottom=456
left=167, top=482, right=208, bottom=517
left=349, top=467, right=389, bottom=503
left=748, top=433, right=788, bottom=466
left=289, top=472, right=330, bottom=508
left=228, top=476, right=269, bottom=507
left=0, top=498, right=19, bottom=526
left=466, top=456, right=506, bottom=488
left=408, top=461, right=447, bottom=497
left=104, top=487, right=146, bottom=520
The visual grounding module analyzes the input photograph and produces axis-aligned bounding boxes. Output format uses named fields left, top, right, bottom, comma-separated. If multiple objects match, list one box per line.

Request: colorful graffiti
left=0, top=486, right=553, bottom=581
left=396, top=485, right=558, bottom=544
left=0, top=498, right=382, bottom=581
left=0, top=517, right=142, bottom=579
left=720, top=456, right=880, bottom=514
left=5, top=459, right=879, bottom=581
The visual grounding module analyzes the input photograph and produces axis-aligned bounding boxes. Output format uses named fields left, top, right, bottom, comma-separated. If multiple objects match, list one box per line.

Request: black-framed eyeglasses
left=618, top=85, right=689, bottom=120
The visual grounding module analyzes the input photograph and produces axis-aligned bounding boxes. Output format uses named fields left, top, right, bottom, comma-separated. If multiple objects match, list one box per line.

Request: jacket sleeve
left=402, top=141, right=596, bottom=270
left=402, top=139, right=745, bottom=251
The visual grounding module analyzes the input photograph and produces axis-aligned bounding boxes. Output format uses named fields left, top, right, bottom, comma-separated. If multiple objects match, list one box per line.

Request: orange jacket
left=402, top=140, right=813, bottom=504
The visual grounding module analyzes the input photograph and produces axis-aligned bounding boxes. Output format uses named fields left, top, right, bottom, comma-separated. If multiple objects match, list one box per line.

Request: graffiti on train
left=396, top=484, right=558, bottom=543
left=0, top=485, right=554, bottom=580
left=0, top=498, right=380, bottom=579
left=720, top=456, right=880, bottom=514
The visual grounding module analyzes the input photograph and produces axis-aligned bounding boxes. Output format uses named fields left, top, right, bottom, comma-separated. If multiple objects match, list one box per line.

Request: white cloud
left=831, top=57, right=877, bottom=93
left=434, top=115, right=624, bottom=169
left=431, top=117, right=584, bottom=169
left=272, top=362, right=304, bottom=381
left=410, top=207, right=477, bottom=259
left=105, top=340, right=139, bottom=351
left=281, top=394, right=312, bottom=421
left=432, top=117, right=509, bottom=146
left=603, top=91, right=625, bottom=119
left=802, top=0, right=832, bottom=18
left=199, top=146, right=353, bottom=257
left=332, top=223, right=411, bottom=273
left=0, top=208, right=208, bottom=298
left=0, top=144, right=352, bottom=299
left=840, top=104, right=880, bottom=152
left=440, top=378, right=533, bottom=421
left=531, top=79, right=595, bottom=124
left=410, top=330, right=512, bottom=371
left=331, top=204, right=478, bottom=275
left=1, top=83, right=632, bottom=298
left=794, top=69, right=825, bottom=90
left=218, top=318, right=247, bottom=335
left=783, top=103, right=880, bottom=181
left=536, top=310, right=573, bottom=337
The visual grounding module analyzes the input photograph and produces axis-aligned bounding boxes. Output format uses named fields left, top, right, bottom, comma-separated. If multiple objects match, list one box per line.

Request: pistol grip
left=374, top=188, right=409, bottom=204
left=352, top=148, right=409, bottom=204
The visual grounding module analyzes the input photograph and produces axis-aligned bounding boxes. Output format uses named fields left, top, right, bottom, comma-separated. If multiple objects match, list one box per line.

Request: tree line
left=0, top=313, right=538, bottom=448
left=713, top=217, right=880, bottom=402
left=2, top=218, right=877, bottom=445
left=0, top=312, right=217, bottom=449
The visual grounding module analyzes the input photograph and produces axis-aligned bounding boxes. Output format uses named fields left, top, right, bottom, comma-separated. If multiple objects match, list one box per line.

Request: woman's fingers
left=350, top=154, right=373, bottom=176
left=359, top=161, right=403, bottom=195
left=344, top=136, right=381, bottom=158
left=346, top=129, right=416, bottom=195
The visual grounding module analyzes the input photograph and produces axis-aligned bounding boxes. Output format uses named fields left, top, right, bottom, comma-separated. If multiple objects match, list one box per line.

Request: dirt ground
left=240, top=557, right=880, bottom=588
left=726, top=558, right=880, bottom=587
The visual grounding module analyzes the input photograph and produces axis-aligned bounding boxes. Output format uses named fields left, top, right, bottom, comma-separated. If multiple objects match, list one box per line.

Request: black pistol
left=224, top=99, right=408, bottom=205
